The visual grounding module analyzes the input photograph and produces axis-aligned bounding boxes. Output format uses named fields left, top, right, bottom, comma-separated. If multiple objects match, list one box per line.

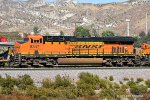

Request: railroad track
left=0, top=66, right=150, bottom=70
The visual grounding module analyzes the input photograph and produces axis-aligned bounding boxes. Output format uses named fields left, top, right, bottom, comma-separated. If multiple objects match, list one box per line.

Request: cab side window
left=31, top=39, right=33, bottom=43
left=31, top=38, right=42, bottom=43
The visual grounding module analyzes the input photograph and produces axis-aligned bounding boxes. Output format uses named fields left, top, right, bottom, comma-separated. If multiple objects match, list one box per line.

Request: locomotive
left=4, top=34, right=140, bottom=67
left=2, top=34, right=150, bottom=67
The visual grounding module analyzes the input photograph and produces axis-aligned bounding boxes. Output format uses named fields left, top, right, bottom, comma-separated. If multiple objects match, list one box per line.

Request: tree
left=60, top=31, right=64, bottom=36
left=33, top=26, right=41, bottom=34
left=139, top=31, right=146, bottom=38
left=134, top=31, right=150, bottom=47
left=74, top=26, right=91, bottom=37
left=92, top=29, right=99, bottom=37
left=101, top=30, right=115, bottom=37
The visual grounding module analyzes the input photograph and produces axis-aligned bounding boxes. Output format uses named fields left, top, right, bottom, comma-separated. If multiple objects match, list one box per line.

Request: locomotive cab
left=14, top=35, right=44, bottom=56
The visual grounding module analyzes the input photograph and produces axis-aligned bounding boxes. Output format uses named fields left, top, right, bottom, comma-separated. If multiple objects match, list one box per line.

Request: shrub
left=16, top=74, right=34, bottom=90
left=121, top=84, right=129, bottom=90
left=130, top=85, right=147, bottom=95
left=74, top=26, right=90, bottom=37
left=119, top=81, right=123, bottom=84
left=145, top=80, right=150, bottom=88
left=123, top=77, right=129, bottom=81
left=99, top=79, right=114, bottom=89
left=56, top=87, right=77, bottom=99
left=127, top=80, right=137, bottom=88
left=109, top=76, right=114, bottom=81
left=42, top=78, right=54, bottom=89
left=101, top=30, right=115, bottom=37
left=0, top=75, right=17, bottom=94
left=26, top=85, right=38, bottom=98
left=54, top=75, right=72, bottom=88
left=99, top=88, right=119, bottom=100
left=136, top=78, right=144, bottom=83
left=78, top=72, right=100, bottom=89
left=130, top=78, right=134, bottom=81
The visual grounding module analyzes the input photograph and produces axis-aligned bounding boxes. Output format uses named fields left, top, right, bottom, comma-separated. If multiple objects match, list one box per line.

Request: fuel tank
left=57, top=58, right=103, bottom=65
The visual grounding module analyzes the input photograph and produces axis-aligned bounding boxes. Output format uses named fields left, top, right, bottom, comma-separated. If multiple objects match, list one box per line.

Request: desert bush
left=121, top=84, right=129, bottom=90
left=77, top=81, right=95, bottom=96
left=99, top=88, right=118, bottom=100
left=78, top=72, right=100, bottom=89
left=130, top=85, right=147, bottom=95
left=26, top=85, right=38, bottom=98
left=42, top=78, right=54, bottom=89
left=54, top=75, right=72, bottom=88
left=123, top=77, right=129, bottom=81
left=16, top=75, right=34, bottom=90
left=109, top=76, right=114, bottom=81
left=119, top=81, right=123, bottom=84
left=136, top=78, right=144, bottom=83
left=145, top=80, right=150, bottom=88
left=0, top=75, right=17, bottom=94
left=127, top=80, right=137, bottom=88
left=56, top=87, right=77, bottom=99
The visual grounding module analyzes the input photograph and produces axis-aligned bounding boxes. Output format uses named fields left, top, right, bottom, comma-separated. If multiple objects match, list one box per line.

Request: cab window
left=31, top=38, right=43, bottom=43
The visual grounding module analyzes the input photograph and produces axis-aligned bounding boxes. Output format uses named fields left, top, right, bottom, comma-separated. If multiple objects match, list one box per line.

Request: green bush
left=119, top=81, right=123, bottom=84
left=54, top=75, right=72, bottom=88
left=127, top=80, right=137, bottom=88
left=136, top=78, right=144, bottom=83
left=16, top=74, right=34, bottom=90
left=123, top=77, right=129, bottom=81
left=109, top=76, right=114, bottom=81
left=42, top=78, right=54, bottom=89
left=99, top=79, right=114, bottom=89
left=130, top=85, right=147, bottom=95
left=145, top=80, right=150, bottom=88
left=99, top=88, right=119, bottom=100
left=101, top=30, right=115, bottom=37
left=77, top=81, right=95, bottom=96
left=121, top=84, right=129, bottom=90
left=56, top=87, right=77, bottom=99
left=26, top=85, right=38, bottom=98
left=74, top=26, right=90, bottom=37
left=0, top=75, right=17, bottom=94
left=78, top=72, right=100, bottom=89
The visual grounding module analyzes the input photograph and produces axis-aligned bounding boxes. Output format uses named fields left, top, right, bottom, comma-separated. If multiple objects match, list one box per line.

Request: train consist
left=1, top=34, right=150, bottom=67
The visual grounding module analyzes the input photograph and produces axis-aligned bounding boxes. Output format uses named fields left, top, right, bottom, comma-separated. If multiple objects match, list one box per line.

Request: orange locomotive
left=12, top=35, right=136, bottom=67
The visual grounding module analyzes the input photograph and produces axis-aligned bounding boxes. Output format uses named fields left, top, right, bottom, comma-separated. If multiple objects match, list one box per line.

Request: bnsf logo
left=30, top=45, right=39, bottom=48
left=75, top=45, right=102, bottom=49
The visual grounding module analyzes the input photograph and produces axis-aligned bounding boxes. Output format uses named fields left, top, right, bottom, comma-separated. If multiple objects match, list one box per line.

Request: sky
left=48, top=0, right=128, bottom=4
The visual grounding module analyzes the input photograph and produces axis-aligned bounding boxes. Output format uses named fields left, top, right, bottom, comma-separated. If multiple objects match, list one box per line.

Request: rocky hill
left=0, top=0, right=150, bottom=36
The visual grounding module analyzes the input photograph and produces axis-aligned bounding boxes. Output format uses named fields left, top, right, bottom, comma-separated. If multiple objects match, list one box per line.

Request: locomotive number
left=75, top=45, right=102, bottom=49
left=30, top=45, right=39, bottom=48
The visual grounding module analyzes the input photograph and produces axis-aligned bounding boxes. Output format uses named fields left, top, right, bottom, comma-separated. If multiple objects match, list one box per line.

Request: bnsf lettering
left=30, top=45, right=39, bottom=48
left=75, top=45, right=102, bottom=49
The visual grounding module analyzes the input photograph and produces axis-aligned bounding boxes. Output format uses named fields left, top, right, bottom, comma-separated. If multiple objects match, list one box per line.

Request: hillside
left=0, top=0, right=150, bottom=36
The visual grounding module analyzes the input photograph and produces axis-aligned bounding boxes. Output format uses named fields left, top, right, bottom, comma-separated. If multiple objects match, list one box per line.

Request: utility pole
left=146, top=13, right=148, bottom=35
left=126, top=19, right=130, bottom=36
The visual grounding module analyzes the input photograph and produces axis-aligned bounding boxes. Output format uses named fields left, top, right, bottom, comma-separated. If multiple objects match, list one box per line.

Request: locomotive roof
left=43, top=36, right=136, bottom=44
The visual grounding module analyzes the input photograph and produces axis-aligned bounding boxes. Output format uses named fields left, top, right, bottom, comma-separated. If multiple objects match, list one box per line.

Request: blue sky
left=48, top=0, right=128, bottom=4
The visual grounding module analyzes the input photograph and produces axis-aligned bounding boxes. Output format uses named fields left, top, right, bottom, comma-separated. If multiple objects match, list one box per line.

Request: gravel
left=0, top=68, right=150, bottom=85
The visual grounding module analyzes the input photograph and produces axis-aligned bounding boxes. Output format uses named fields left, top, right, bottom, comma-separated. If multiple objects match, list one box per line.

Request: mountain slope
left=0, top=0, right=150, bottom=36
